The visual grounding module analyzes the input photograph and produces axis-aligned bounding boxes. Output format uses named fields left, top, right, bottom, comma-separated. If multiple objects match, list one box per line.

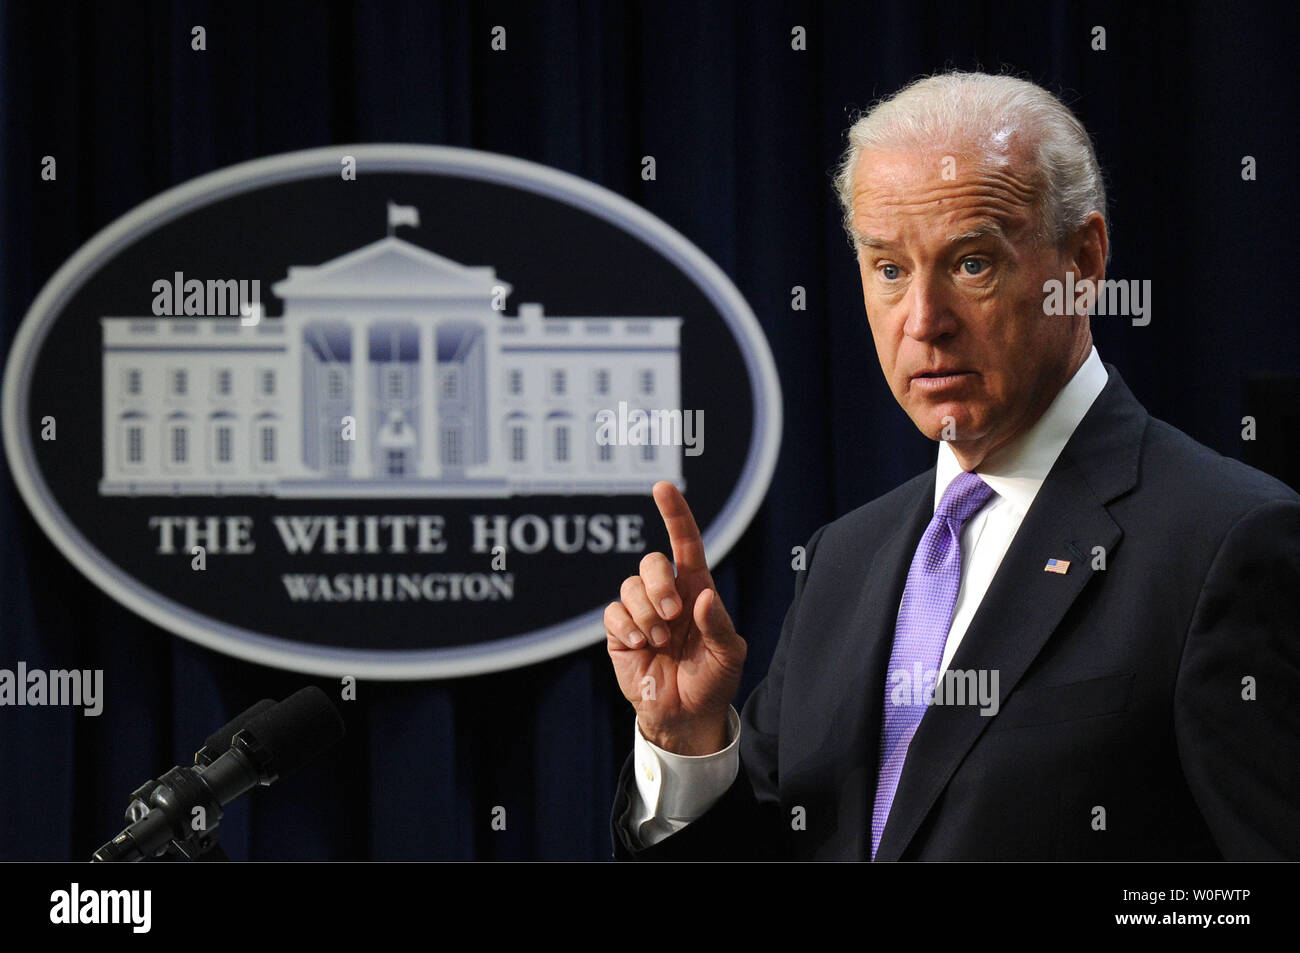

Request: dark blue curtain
left=1, top=0, right=1296, bottom=860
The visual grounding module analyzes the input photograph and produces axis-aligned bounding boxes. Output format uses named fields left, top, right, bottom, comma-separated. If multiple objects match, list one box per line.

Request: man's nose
left=901, top=271, right=959, bottom=342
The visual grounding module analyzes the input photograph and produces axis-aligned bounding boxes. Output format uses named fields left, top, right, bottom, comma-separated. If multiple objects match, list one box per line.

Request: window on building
left=215, top=426, right=233, bottom=464
left=598, top=442, right=613, bottom=463
left=554, top=425, right=570, bottom=463
left=327, top=430, right=347, bottom=467
left=442, top=427, right=463, bottom=466
left=126, top=369, right=143, bottom=396
left=551, top=370, right=566, bottom=396
left=386, top=366, right=406, bottom=400
left=387, top=450, right=406, bottom=477
left=639, top=369, right=655, bottom=396
left=595, top=369, right=610, bottom=395
left=171, top=426, right=188, bottom=464
left=126, top=426, right=144, bottom=464
left=260, top=370, right=276, bottom=396
left=510, top=426, right=527, bottom=463
left=260, top=426, right=276, bottom=464
left=442, top=368, right=460, bottom=401
left=215, top=369, right=232, bottom=396
left=641, top=442, right=657, bottom=462
left=171, top=369, right=188, bottom=397
left=508, top=369, right=523, bottom=395
left=327, top=367, right=346, bottom=400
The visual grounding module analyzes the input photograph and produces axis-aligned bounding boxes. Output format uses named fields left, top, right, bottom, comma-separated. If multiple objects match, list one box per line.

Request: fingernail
left=650, top=625, right=668, bottom=647
left=660, top=597, right=680, bottom=618
left=628, top=631, right=645, bottom=648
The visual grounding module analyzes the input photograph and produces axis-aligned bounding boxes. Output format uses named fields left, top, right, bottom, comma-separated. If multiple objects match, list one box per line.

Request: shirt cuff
left=627, top=707, right=741, bottom=845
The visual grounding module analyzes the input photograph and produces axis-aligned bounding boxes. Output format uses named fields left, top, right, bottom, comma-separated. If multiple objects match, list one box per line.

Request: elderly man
left=604, top=70, right=1300, bottom=860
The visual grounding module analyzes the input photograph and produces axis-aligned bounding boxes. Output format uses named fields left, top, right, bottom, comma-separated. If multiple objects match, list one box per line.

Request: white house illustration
left=99, top=230, right=683, bottom=497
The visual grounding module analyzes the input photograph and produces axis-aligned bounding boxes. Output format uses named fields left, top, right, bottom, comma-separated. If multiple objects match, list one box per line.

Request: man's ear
left=1062, top=211, right=1108, bottom=286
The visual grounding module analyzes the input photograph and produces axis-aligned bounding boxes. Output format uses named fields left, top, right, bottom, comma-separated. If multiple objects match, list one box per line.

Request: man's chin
left=905, top=405, right=968, bottom=438
left=907, top=411, right=990, bottom=446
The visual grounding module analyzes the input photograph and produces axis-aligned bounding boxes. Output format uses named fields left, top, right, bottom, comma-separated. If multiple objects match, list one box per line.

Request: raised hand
left=605, top=481, right=746, bottom=755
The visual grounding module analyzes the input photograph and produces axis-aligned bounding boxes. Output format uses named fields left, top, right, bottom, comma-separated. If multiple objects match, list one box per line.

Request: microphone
left=93, top=687, right=344, bottom=862
left=194, top=698, right=276, bottom=767
left=116, top=697, right=277, bottom=830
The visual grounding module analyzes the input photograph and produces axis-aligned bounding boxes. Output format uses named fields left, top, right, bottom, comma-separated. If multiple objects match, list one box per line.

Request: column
left=281, top=311, right=305, bottom=479
left=421, top=320, right=439, bottom=479
left=351, top=321, right=371, bottom=479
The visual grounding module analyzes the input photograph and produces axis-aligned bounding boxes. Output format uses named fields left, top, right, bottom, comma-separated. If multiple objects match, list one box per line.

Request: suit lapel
left=872, top=364, right=1146, bottom=861
left=808, top=470, right=933, bottom=856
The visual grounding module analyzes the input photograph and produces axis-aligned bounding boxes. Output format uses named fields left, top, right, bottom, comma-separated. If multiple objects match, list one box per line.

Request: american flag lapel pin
left=1044, top=557, right=1070, bottom=574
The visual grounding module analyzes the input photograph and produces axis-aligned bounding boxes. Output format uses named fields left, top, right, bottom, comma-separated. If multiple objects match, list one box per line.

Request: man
left=603, top=70, right=1300, bottom=860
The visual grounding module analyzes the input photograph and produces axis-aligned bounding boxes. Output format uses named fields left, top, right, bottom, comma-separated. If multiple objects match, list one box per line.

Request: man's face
left=851, top=142, right=1084, bottom=463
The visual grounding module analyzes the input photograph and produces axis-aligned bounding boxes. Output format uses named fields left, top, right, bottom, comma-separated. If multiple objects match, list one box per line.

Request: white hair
left=833, top=70, right=1109, bottom=261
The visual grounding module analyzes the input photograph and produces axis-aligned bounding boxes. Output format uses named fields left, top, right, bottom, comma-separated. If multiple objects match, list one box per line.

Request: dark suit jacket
left=612, top=364, right=1300, bottom=860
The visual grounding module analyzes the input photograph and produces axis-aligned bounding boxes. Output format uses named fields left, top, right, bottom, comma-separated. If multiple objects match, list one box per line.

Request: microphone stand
left=98, top=774, right=231, bottom=862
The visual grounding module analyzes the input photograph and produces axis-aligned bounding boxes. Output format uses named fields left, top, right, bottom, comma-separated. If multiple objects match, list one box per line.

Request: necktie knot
left=935, top=470, right=994, bottom=528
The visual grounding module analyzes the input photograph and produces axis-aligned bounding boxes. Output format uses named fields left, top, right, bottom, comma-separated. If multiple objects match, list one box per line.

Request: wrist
left=639, top=714, right=729, bottom=756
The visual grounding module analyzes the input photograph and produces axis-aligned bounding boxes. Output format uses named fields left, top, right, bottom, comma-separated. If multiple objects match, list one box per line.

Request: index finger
left=652, top=480, right=709, bottom=575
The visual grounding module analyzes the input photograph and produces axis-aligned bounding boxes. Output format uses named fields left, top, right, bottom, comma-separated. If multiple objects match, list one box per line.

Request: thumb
left=693, top=588, right=739, bottom=655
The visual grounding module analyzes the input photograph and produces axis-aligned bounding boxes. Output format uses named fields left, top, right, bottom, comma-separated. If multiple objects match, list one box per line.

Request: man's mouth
left=909, top=369, right=975, bottom=391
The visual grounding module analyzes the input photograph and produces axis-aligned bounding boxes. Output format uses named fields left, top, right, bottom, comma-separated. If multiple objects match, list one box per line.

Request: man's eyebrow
left=945, top=222, right=1009, bottom=244
left=855, top=234, right=893, bottom=250
left=855, top=221, right=1011, bottom=251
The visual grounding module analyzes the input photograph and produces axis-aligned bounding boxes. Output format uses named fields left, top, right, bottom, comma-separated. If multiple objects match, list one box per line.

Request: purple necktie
left=871, top=470, right=995, bottom=859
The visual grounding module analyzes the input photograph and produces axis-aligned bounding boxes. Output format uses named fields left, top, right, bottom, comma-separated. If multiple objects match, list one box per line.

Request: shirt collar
left=933, top=346, right=1109, bottom=516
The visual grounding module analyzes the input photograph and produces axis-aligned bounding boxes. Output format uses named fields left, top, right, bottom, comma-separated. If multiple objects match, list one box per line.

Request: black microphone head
left=196, top=699, right=276, bottom=766
left=239, top=686, right=345, bottom=780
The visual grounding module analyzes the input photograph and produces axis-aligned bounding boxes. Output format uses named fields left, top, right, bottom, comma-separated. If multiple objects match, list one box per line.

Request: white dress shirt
left=624, top=346, right=1110, bottom=848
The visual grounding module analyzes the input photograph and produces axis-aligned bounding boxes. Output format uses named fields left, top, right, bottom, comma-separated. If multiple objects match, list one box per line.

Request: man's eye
left=881, top=264, right=900, bottom=280
left=960, top=257, right=989, bottom=276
